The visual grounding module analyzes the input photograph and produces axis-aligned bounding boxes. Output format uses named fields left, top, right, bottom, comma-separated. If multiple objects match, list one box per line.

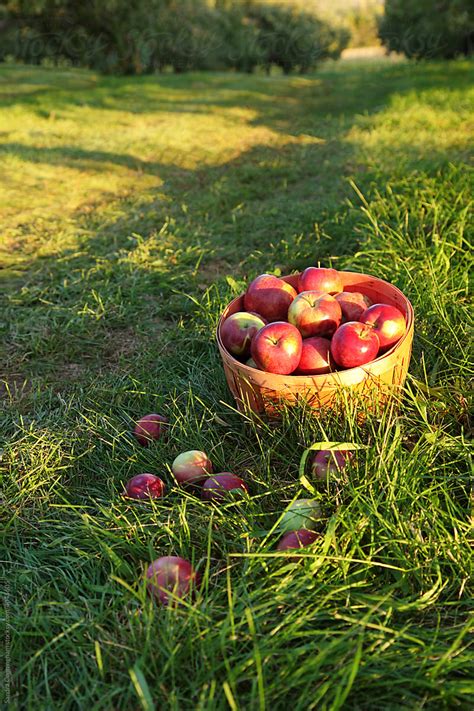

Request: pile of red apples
left=220, top=268, right=406, bottom=375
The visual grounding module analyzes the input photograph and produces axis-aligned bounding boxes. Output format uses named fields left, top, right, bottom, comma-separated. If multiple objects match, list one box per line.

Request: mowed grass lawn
left=0, top=57, right=473, bottom=709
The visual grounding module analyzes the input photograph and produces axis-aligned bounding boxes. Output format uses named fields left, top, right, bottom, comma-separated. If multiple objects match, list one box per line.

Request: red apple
left=220, top=311, right=266, bottom=358
left=250, top=321, right=302, bottom=375
left=288, top=291, right=342, bottom=338
left=134, top=413, right=168, bottom=446
left=311, top=450, right=352, bottom=483
left=298, top=267, right=343, bottom=295
left=202, top=473, right=248, bottom=501
left=277, top=529, right=319, bottom=556
left=125, top=473, right=165, bottom=500
left=146, top=556, right=200, bottom=606
left=243, top=274, right=297, bottom=322
left=360, top=303, right=406, bottom=350
left=330, top=322, right=380, bottom=369
left=335, top=291, right=372, bottom=323
left=172, top=450, right=212, bottom=485
left=295, top=337, right=332, bottom=375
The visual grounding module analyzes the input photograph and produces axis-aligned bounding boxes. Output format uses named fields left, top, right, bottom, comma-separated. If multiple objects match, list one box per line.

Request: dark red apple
left=250, top=321, right=302, bottom=375
left=288, top=291, right=342, bottom=338
left=134, top=413, right=168, bottom=446
left=202, top=473, right=248, bottom=501
left=311, top=450, right=352, bottom=483
left=277, top=529, right=319, bottom=557
left=298, top=267, right=343, bottom=295
left=330, top=322, right=380, bottom=369
left=220, top=311, right=266, bottom=358
left=243, top=274, right=297, bottom=322
left=172, top=450, right=212, bottom=485
left=335, top=291, right=372, bottom=323
left=360, top=303, right=406, bottom=350
left=125, top=473, right=165, bottom=500
left=146, top=556, right=200, bottom=606
left=295, top=337, right=332, bottom=375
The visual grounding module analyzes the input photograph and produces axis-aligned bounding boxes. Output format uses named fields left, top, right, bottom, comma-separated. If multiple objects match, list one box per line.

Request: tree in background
left=379, top=0, right=474, bottom=59
left=0, top=0, right=348, bottom=74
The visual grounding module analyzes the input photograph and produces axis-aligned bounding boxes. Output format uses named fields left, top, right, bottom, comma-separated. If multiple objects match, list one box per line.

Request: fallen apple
left=311, top=450, right=352, bottom=483
left=220, top=311, right=266, bottom=358
left=360, top=303, right=406, bottom=350
left=298, top=267, right=343, bottom=295
left=202, top=473, right=248, bottom=501
left=251, top=321, right=302, bottom=375
left=279, top=499, right=322, bottom=532
left=288, top=291, right=342, bottom=338
left=134, top=413, right=168, bottom=446
left=335, top=291, right=372, bottom=323
left=277, top=528, right=319, bottom=556
left=172, top=450, right=212, bottom=485
left=125, top=473, right=165, bottom=500
left=295, top=336, right=332, bottom=375
left=146, top=556, right=200, bottom=606
left=243, top=274, right=297, bottom=322
left=330, top=321, right=380, bottom=369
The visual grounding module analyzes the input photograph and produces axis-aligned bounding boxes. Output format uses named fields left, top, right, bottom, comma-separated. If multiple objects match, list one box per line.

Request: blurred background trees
left=0, top=0, right=348, bottom=74
left=378, top=0, right=474, bottom=59
left=0, top=0, right=472, bottom=74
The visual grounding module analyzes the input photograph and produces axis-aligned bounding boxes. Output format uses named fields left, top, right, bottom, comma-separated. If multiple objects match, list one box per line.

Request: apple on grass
left=172, top=450, right=212, bottom=485
left=277, top=529, right=320, bottom=558
left=134, top=413, right=168, bottom=446
left=251, top=321, right=302, bottom=375
left=125, top=473, right=165, bottom=500
left=288, top=291, right=342, bottom=338
left=243, top=274, right=297, bottom=322
left=220, top=311, right=266, bottom=358
left=335, top=291, right=372, bottom=323
left=311, top=450, right=352, bottom=484
left=202, top=473, right=248, bottom=501
left=279, top=499, right=322, bottom=532
left=295, top=336, right=332, bottom=375
left=360, top=303, right=406, bottom=350
left=298, top=267, right=343, bottom=295
left=146, top=556, right=200, bottom=606
left=330, top=322, right=380, bottom=369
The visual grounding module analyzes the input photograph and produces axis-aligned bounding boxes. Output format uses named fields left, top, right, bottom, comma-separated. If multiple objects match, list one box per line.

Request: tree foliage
left=379, top=0, right=474, bottom=59
left=0, top=0, right=349, bottom=74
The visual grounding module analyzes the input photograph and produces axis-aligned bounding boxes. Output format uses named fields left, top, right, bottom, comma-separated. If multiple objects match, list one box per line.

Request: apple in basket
left=288, top=292, right=342, bottom=338
left=360, top=303, right=406, bottom=350
left=335, top=291, right=372, bottom=323
left=295, top=336, right=332, bottom=375
left=298, top=267, right=343, bottom=295
left=251, top=322, right=302, bottom=375
left=244, top=274, right=297, bottom=322
left=220, top=311, right=266, bottom=358
left=330, top=322, right=380, bottom=369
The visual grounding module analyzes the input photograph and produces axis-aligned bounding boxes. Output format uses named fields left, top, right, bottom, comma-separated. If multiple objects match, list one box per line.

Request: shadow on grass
left=0, top=59, right=472, bottom=395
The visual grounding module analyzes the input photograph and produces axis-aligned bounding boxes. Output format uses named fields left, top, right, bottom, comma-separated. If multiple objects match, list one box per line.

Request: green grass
left=0, top=57, right=473, bottom=710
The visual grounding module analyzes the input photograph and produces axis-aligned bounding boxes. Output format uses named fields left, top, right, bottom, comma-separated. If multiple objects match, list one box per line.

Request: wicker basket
left=217, top=271, right=414, bottom=416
